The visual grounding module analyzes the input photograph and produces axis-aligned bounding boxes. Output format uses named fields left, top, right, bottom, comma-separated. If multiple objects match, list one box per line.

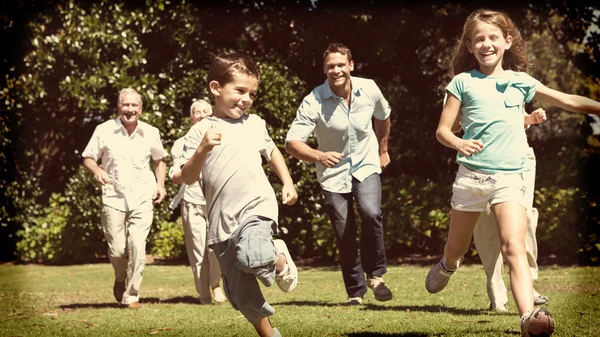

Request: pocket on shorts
left=236, top=225, right=277, bottom=270
left=497, top=173, right=526, bottom=196
left=452, top=176, right=474, bottom=199
left=450, top=174, right=478, bottom=211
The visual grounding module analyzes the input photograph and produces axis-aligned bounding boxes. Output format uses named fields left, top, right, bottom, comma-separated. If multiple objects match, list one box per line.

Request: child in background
left=169, top=99, right=226, bottom=304
left=427, top=8, right=600, bottom=336
left=473, top=109, right=549, bottom=313
left=181, top=53, right=298, bottom=337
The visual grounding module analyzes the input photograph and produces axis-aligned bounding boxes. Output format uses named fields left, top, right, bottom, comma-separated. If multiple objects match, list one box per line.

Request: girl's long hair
left=450, top=9, right=530, bottom=76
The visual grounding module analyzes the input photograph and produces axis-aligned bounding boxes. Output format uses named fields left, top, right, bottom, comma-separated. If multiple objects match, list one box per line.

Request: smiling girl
left=425, top=8, right=600, bottom=336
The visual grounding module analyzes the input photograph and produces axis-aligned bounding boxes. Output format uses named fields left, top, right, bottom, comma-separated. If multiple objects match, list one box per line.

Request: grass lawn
left=0, top=262, right=598, bottom=336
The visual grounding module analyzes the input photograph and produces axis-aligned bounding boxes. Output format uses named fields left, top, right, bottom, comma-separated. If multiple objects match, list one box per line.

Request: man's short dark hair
left=322, top=42, right=352, bottom=62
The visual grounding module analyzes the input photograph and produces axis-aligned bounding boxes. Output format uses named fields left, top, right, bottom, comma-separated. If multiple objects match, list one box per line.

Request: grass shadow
left=346, top=326, right=519, bottom=337
left=59, top=296, right=203, bottom=310
left=501, top=330, right=520, bottom=335
left=60, top=302, right=122, bottom=310
left=362, top=303, right=486, bottom=315
left=148, top=296, right=202, bottom=304
left=347, top=333, right=429, bottom=337
left=271, top=300, right=345, bottom=307
left=274, top=300, right=492, bottom=316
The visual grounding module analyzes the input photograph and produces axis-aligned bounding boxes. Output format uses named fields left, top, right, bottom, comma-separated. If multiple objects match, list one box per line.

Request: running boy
left=181, top=53, right=298, bottom=337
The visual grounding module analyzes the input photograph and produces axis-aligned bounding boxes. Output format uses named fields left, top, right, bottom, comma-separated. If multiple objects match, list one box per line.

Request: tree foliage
left=1, top=0, right=599, bottom=265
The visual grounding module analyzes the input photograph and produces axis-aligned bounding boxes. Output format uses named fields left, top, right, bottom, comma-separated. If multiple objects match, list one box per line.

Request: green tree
left=2, top=0, right=599, bottom=264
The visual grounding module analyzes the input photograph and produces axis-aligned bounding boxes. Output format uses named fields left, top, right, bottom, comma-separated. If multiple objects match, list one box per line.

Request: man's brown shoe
left=113, top=280, right=125, bottom=302
left=127, top=302, right=142, bottom=309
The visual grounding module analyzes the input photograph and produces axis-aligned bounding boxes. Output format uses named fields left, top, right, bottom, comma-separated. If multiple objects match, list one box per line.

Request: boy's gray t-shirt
left=183, top=114, right=278, bottom=246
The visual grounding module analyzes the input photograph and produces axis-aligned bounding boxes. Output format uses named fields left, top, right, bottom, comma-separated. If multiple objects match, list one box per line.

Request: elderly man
left=82, top=87, right=167, bottom=309
left=285, top=42, right=393, bottom=305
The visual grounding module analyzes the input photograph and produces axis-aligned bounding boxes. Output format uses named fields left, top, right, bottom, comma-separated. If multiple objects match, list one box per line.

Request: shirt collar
left=113, top=117, right=144, bottom=136
left=321, top=76, right=359, bottom=100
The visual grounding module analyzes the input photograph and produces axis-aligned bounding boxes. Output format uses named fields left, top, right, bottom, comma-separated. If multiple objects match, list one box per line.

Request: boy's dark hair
left=322, top=42, right=352, bottom=62
left=207, top=53, right=260, bottom=86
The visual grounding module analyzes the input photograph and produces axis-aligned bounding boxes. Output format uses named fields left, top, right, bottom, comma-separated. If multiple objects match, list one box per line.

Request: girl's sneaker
left=425, top=258, right=458, bottom=294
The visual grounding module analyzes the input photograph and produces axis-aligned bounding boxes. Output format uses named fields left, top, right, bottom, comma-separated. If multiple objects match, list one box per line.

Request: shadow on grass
left=271, top=300, right=342, bottom=307
left=273, top=300, right=491, bottom=316
left=361, top=303, right=486, bottom=316
left=345, top=326, right=519, bottom=337
left=347, top=331, right=517, bottom=337
left=347, top=333, right=428, bottom=337
left=143, top=296, right=202, bottom=305
left=60, top=296, right=203, bottom=310
left=60, top=302, right=121, bottom=310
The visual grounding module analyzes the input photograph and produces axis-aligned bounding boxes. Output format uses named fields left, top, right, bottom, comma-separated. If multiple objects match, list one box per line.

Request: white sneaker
left=490, top=303, right=509, bottom=313
left=425, top=258, right=458, bottom=294
left=345, top=296, right=363, bottom=305
left=273, top=239, right=298, bottom=292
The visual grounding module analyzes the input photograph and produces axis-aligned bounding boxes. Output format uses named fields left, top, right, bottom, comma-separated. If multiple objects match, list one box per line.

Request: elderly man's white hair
left=117, top=88, right=143, bottom=108
left=190, top=99, right=212, bottom=114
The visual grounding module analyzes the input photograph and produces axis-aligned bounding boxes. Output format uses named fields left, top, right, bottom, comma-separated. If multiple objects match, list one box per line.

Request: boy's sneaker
left=273, top=239, right=298, bottom=293
left=520, top=307, right=555, bottom=337
left=367, top=276, right=393, bottom=301
left=425, top=258, right=458, bottom=294
left=345, top=296, right=363, bottom=306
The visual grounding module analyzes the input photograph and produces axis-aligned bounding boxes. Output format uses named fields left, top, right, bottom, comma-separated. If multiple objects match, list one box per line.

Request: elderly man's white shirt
left=82, top=117, right=168, bottom=212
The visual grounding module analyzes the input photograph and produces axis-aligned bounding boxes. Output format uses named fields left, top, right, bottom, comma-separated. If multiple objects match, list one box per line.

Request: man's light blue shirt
left=286, top=76, right=391, bottom=193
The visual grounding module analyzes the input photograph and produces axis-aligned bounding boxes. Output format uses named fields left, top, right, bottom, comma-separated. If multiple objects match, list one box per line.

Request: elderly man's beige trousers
left=473, top=148, right=538, bottom=309
left=181, top=201, right=221, bottom=302
left=102, top=200, right=153, bottom=305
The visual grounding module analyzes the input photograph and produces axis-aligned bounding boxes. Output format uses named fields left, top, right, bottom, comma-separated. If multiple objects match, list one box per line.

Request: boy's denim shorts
left=451, top=164, right=528, bottom=212
left=211, top=215, right=278, bottom=324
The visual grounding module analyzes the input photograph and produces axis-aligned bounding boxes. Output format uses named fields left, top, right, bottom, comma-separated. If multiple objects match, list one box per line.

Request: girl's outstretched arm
left=436, top=93, right=484, bottom=157
left=534, top=84, right=600, bottom=115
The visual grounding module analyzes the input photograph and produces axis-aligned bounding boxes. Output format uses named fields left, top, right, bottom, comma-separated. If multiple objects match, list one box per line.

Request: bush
left=15, top=193, right=69, bottom=263
left=535, top=186, right=600, bottom=265
left=382, top=174, right=452, bottom=257
left=150, top=218, right=186, bottom=260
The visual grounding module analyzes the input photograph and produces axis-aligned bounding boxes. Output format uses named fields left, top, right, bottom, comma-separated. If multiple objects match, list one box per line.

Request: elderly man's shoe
left=127, top=302, right=142, bottom=309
